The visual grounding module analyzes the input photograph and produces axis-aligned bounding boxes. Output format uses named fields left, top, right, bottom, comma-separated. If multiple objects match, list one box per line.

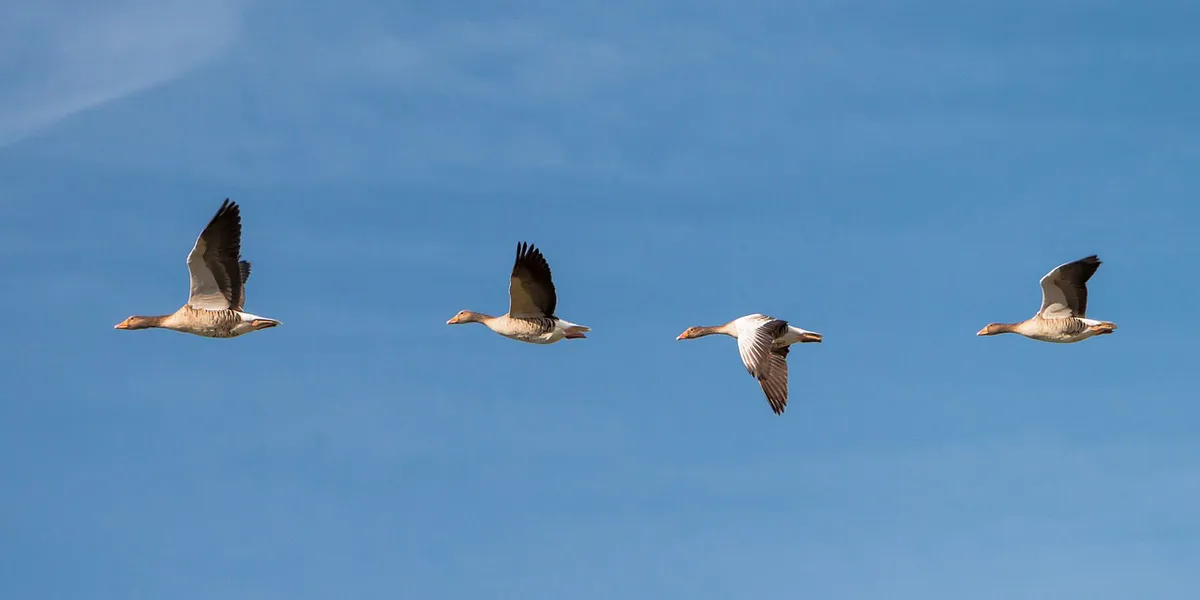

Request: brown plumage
left=508, top=241, right=557, bottom=318
left=114, top=199, right=280, bottom=338
left=1038, top=254, right=1100, bottom=319
left=977, top=254, right=1116, bottom=343
left=187, top=199, right=251, bottom=311
left=446, top=241, right=590, bottom=344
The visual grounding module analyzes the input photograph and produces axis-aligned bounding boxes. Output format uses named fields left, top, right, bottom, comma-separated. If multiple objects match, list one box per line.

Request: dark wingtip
left=513, top=240, right=545, bottom=264
left=205, top=199, right=242, bottom=233
left=1079, top=254, right=1102, bottom=274
left=515, top=240, right=533, bottom=261
left=214, top=198, right=241, bottom=222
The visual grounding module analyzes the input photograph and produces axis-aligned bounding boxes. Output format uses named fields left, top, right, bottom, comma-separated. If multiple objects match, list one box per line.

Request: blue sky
left=2, top=0, right=1199, bottom=598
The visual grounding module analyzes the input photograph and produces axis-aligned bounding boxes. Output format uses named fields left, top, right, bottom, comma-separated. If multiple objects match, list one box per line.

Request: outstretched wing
left=1038, top=255, right=1101, bottom=319
left=186, top=199, right=246, bottom=311
left=734, top=316, right=788, bottom=378
left=508, top=241, right=558, bottom=318
left=757, top=346, right=790, bottom=415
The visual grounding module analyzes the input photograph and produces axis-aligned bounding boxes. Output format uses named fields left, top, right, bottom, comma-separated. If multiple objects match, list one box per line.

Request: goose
left=446, top=241, right=590, bottom=344
left=114, top=199, right=281, bottom=338
left=977, top=254, right=1116, bottom=343
left=677, top=314, right=823, bottom=415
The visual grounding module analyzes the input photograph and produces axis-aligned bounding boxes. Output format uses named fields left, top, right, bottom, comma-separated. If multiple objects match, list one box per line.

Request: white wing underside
left=186, top=235, right=231, bottom=310
left=733, top=314, right=780, bottom=378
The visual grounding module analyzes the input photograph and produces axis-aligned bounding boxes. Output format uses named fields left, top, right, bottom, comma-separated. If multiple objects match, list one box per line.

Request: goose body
left=149, top=306, right=280, bottom=338
left=114, top=199, right=281, bottom=338
left=447, top=242, right=590, bottom=344
left=977, top=255, right=1116, bottom=344
left=677, top=313, right=823, bottom=415
left=477, top=314, right=591, bottom=345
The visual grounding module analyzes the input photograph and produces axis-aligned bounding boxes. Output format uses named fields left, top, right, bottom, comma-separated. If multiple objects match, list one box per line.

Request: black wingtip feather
left=208, top=198, right=242, bottom=230
left=509, top=240, right=558, bottom=317
left=512, top=241, right=549, bottom=274
left=1074, top=255, right=1102, bottom=283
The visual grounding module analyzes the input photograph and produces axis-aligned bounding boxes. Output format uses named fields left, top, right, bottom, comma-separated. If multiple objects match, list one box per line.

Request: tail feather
left=250, top=319, right=281, bottom=330
left=560, top=321, right=590, bottom=340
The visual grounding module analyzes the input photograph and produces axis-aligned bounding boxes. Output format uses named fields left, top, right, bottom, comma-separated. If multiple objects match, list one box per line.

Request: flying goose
left=447, top=241, right=590, bottom=344
left=114, top=199, right=281, bottom=338
left=977, top=255, right=1116, bottom=343
left=677, top=314, right=823, bottom=415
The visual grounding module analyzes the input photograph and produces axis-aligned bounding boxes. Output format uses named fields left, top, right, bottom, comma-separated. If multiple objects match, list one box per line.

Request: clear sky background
left=2, top=1, right=1198, bottom=598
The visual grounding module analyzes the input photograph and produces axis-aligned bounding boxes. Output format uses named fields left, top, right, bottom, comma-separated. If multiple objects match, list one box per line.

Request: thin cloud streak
left=0, top=0, right=247, bottom=148
left=6, top=3, right=1198, bottom=182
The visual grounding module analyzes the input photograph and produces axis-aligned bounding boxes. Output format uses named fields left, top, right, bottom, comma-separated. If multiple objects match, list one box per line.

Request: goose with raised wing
left=114, top=199, right=281, bottom=338
left=977, top=255, right=1116, bottom=343
left=447, top=241, right=590, bottom=344
left=677, top=314, right=823, bottom=415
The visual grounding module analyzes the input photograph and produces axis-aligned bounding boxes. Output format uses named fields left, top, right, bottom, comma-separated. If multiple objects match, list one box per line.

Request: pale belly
left=502, top=329, right=564, bottom=344
left=1022, top=330, right=1097, bottom=344
left=164, top=315, right=251, bottom=338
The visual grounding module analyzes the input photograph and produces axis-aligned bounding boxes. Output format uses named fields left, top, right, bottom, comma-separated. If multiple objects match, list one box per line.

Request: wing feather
left=186, top=199, right=246, bottom=311
left=734, top=316, right=788, bottom=378
left=236, top=260, right=251, bottom=310
left=758, top=346, right=790, bottom=415
left=1038, top=255, right=1101, bottom=319
left=508, top=242, right=558, bottom=318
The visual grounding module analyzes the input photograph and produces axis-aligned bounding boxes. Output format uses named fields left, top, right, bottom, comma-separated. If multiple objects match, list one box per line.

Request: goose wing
left=508, top=242, right=558, bottom=318
left=186, top=199, right=246, bottom=311
left=235, top=260, right=252, bottom=310
left=1038, top=255, right=1101, bottom=319
left=757, top=346, right=790, bottom=415
left=734, top=315, right=788, bottom=379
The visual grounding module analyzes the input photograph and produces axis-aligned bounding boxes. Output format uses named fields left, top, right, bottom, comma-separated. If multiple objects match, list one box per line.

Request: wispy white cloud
left=9, top=5, right=1196, bottom=185
left=0, top=0, right=247, bottom=147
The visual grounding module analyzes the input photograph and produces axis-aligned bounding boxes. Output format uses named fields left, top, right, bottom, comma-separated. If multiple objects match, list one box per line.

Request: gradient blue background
left=3, top=1, right=1198, bottom=598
